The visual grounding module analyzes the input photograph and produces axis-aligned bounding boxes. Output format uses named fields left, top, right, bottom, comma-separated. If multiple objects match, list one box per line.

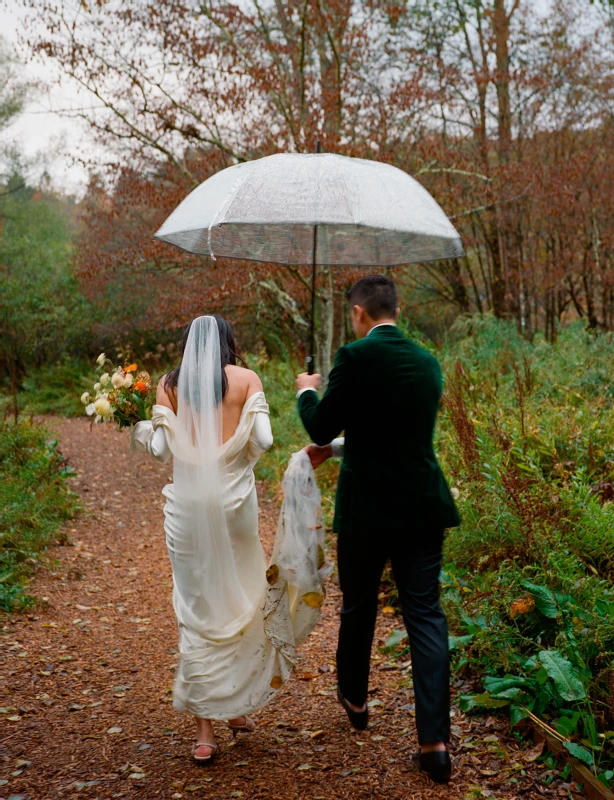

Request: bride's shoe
left=227, top=715, right=256, bottom=737
left=192, top=741, right=218, bottom=765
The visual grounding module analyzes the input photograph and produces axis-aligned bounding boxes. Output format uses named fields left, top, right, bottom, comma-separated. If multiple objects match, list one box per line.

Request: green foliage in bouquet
left=81, top=354, right=154, bottom=428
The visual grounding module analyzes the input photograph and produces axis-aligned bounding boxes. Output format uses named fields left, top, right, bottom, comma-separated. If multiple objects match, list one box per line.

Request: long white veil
left=171, top=315, right=253, bottom=639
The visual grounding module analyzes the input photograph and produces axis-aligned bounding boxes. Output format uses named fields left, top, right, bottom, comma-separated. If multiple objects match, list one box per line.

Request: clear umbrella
left=155, top=146, right=464, bottom=371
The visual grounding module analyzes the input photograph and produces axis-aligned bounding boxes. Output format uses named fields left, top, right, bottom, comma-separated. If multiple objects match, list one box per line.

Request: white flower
left=100, top=372, right=110, bottom=386
left=94, top=382, right=101, bottom=392
left=96, top=353, right=106, bottom=366
left=123, top=373, right=133, bottom=388
left=80, top=392, right=90, bottom=405
left=451, top=487, right=460, bottom=500
left=85, top=403, right=96, bottom=416
left=111, top=372, right=124, bottom=389
left=94, top=397, right=112, bottom=419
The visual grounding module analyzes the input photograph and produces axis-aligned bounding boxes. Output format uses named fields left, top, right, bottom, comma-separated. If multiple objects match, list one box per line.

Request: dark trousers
left=336, top=529, right=450, bottom=744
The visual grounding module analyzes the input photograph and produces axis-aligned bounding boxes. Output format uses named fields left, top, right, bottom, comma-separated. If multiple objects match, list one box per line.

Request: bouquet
left=81, top=353, right=154, bottom=428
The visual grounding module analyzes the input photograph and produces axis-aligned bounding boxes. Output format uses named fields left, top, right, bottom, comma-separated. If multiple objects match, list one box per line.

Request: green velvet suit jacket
left=298, top=325, right=461, bottom=536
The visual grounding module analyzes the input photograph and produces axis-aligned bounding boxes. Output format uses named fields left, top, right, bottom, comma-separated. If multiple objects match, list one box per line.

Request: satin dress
left=131, top=392, right=328, bottom=720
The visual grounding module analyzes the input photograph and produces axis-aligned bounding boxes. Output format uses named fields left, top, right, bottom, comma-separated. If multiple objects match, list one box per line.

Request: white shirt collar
left=367, top=323, right=397, bottom=336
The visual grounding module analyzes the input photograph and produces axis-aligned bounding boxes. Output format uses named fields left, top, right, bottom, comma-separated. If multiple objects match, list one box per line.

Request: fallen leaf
left=270, top=676, right=283, bottom=689
left=266, top=565, right=279, bottom=585
left=524, top=741, right=545, bottom=762
left=301, top=592, right=324, bottom=608
left=107, top=726, right=123, bottom=734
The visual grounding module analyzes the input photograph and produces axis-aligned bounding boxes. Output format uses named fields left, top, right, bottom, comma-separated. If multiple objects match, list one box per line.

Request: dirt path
left=1, top=418, right=578, bottom=800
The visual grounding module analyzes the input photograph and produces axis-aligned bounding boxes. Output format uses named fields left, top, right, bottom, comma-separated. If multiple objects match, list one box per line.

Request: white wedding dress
left=130, top=317, right=330, bottom=721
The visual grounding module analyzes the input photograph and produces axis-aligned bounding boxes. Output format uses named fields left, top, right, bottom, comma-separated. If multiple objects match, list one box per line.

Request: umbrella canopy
left=155, top=153, right=464, bottom=266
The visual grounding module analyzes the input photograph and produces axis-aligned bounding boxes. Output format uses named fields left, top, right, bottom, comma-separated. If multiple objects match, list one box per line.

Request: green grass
left=2, top=357, right=94, bottom=418
left=0, top=419, right=80, bottom=612
left=247, top=353, right=341, bottom=524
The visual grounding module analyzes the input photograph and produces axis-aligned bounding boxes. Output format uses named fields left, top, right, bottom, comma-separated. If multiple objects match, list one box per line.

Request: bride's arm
left=250, top=412, right=273, bottom=456
left=246, top=372, right=273, bottom=456
left=130, top=420, right=172, bottom=463
left=130, top=376, right=174, bottom=463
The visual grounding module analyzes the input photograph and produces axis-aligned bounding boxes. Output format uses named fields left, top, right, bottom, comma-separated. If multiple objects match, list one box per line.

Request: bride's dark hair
left=163, top=315, right=246, bottom=398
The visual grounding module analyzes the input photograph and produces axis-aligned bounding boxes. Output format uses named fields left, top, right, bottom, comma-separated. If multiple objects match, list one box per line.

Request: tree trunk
left=316, top=265, right=335, bottom=384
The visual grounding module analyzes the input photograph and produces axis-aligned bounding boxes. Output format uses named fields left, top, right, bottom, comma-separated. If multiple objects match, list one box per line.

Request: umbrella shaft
left=309, top=223, right=318, bottom=374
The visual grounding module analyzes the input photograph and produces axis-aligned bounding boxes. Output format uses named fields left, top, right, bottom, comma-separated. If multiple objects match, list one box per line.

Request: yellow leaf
left=270, top=675, right=283, bottom=689
left=301, top=592, right=324, bottom=608
left=266, top=564, right=279, bottom=585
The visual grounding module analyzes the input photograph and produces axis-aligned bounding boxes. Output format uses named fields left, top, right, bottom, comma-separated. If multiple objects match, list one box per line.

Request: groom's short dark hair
left=346, top=275, right=398, bottom=320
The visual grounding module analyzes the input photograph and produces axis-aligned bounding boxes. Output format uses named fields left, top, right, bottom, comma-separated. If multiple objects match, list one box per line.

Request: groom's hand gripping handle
left=295, top=372, right=321, bottom=393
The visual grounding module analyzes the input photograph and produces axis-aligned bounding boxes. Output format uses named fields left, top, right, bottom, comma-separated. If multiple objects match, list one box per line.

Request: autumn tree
left=22, top=0, right=614, bottom=365
left=26, top=0, right=436, bottom=376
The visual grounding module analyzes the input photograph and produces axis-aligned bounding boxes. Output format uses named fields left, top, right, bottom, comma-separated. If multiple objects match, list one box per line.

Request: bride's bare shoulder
left=225, top=365, right=263, bottom=397
left=156, top=373, right=177, bottom=412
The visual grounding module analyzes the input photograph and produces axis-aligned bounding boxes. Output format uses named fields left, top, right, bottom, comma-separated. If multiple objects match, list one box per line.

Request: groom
left=295, top=275, right=460, bottom=784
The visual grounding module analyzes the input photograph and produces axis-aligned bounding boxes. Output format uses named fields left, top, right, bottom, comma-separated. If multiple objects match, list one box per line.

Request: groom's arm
left=298, top=347, right=350, bottom=446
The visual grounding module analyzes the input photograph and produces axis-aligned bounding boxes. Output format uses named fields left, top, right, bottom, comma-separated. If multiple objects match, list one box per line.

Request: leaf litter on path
left=0, top=416, right=585, bottom=800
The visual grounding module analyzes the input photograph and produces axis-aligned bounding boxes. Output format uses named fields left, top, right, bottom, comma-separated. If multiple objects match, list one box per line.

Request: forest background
left=4, top=0, right=614, bottom=788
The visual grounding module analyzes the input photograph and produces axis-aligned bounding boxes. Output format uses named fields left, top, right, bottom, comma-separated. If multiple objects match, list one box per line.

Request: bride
left=131, top=315, right=328, bottom=764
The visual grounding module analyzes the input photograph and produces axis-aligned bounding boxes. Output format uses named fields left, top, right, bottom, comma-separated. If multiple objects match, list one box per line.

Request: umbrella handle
left=306, top=355, right=315, bottom=375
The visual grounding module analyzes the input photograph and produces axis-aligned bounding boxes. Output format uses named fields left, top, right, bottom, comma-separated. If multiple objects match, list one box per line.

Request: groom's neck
left=363, top=318, right=397, bottom=337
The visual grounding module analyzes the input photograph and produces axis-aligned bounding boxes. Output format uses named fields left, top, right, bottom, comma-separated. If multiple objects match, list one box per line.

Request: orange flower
left=125, top=364, right=138, bottom=372
left=510, top=596, right=536, bottom=619
left=134, top=380, right=148, bottom=394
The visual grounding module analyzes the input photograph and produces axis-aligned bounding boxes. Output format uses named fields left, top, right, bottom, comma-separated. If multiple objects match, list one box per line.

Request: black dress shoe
left=336, top=686, right=369, bottom=730
left=412, top=750, right=452, bottom=784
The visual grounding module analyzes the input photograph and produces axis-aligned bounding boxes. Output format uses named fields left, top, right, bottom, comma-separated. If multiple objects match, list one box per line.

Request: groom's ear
left=394, top=306, right=401, bottom=320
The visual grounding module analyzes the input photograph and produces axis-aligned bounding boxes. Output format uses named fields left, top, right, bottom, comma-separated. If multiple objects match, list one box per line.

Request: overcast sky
left=1, top=1, right=91, bottom=194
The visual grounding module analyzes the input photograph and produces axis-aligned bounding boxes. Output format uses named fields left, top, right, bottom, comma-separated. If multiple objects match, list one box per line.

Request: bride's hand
left=305, top=443, right=332, bottom=469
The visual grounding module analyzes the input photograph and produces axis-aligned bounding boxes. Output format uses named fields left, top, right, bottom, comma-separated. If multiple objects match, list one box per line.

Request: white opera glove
left=249, top=411, right=273, bottom=458
left=130, top=420, right=172, bottom=464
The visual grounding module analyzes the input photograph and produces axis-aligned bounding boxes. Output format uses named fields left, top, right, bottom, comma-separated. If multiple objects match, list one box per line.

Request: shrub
left=0, top=418, right=79, bottom=611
